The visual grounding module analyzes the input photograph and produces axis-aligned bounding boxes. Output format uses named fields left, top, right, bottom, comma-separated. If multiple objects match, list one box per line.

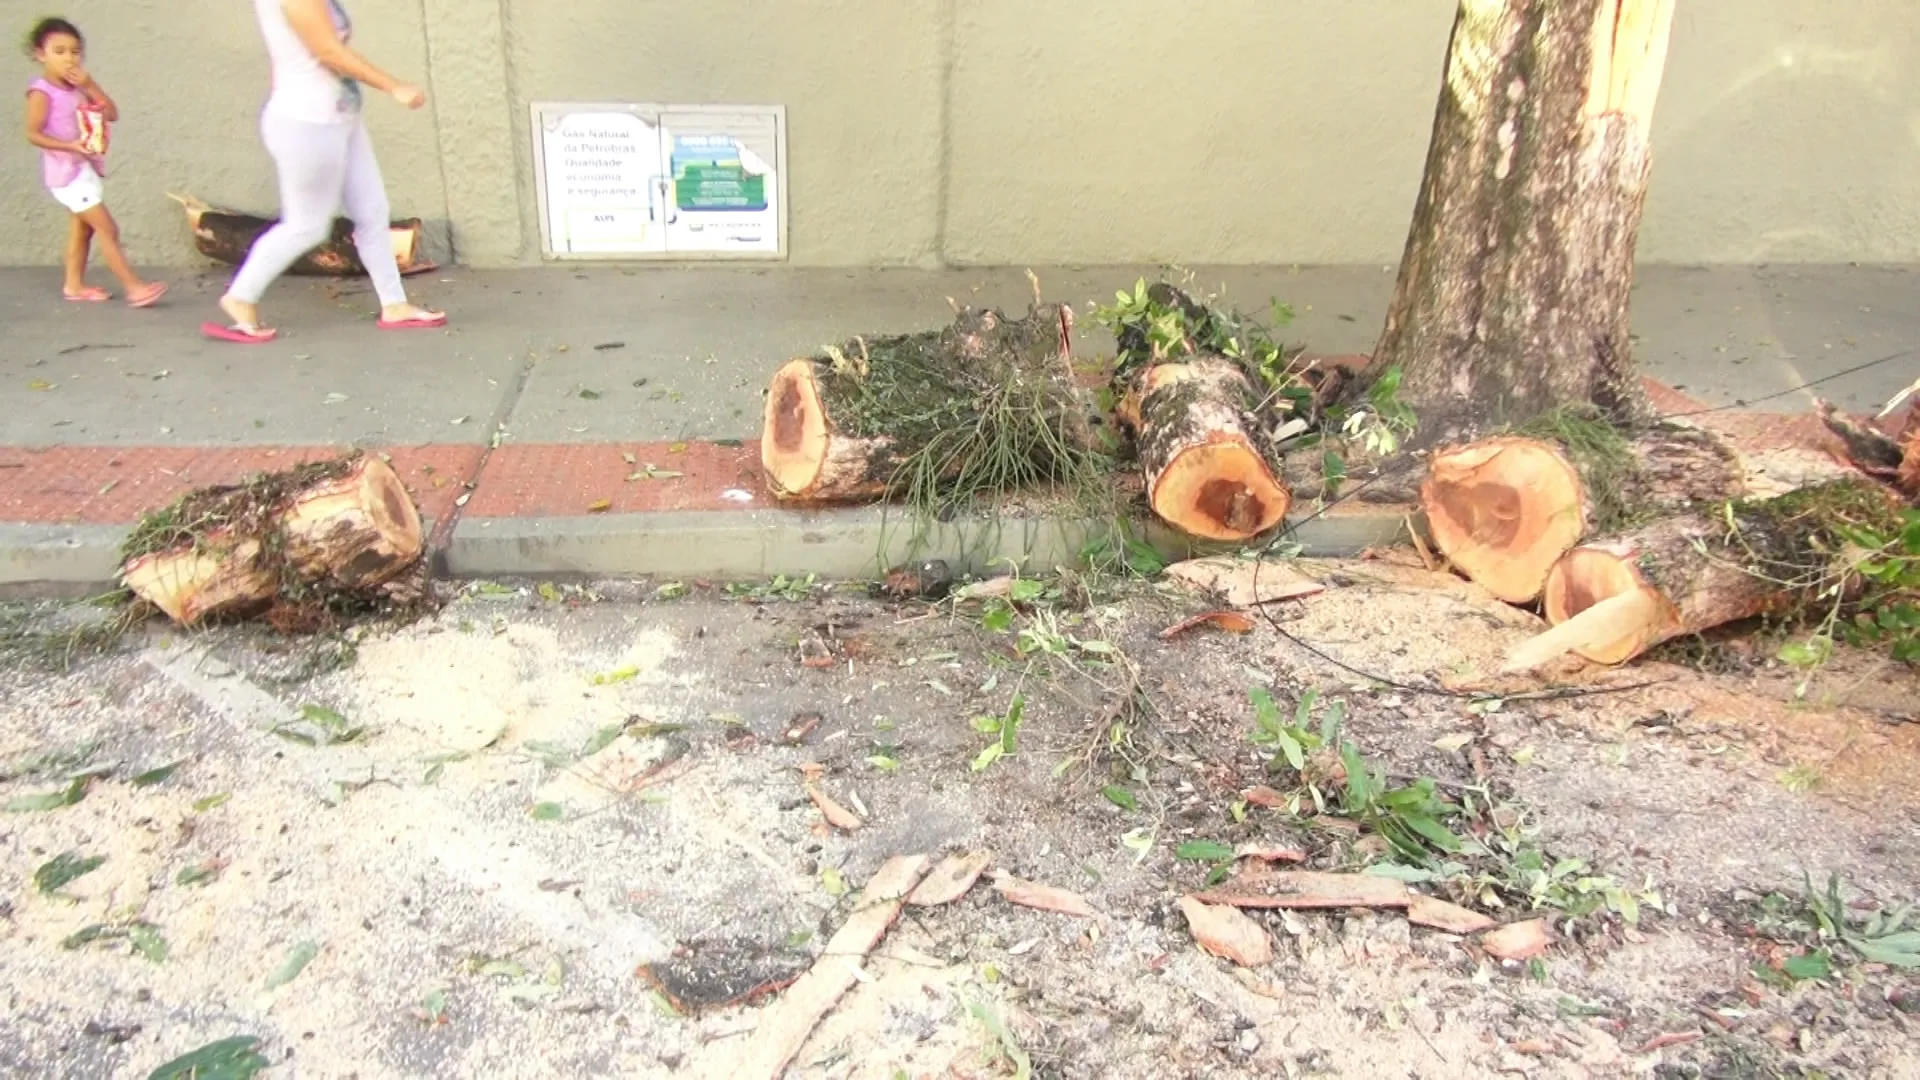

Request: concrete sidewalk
left=2, top=263, right=1916, bottom=588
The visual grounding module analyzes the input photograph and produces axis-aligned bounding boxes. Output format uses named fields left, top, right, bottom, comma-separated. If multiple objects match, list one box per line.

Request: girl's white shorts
left=50, top=163, right=104, bottom=214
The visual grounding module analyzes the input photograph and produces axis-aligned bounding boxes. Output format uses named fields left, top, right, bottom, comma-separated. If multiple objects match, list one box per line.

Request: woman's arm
left=23, top=89, right=83, bottom=153
left=281, top=0, right=424, bottom=106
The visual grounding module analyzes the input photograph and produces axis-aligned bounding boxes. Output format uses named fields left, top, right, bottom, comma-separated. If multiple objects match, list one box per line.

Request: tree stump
left=1422, top=421, right=1742, bottom=603
left=1124, top=357, right=1291, bottom=541
left=168, top=192, right=436, bottom=278
left=1518, top=482, right=1887, bottom=666
left=760, top=303, right=1095, bottom=503
left=1366, top=0, right=1676, bottom=437
left=120, top=455, right=425, bottom=626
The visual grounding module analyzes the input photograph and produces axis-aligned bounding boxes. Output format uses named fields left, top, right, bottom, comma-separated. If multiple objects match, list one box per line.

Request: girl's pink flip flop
left=201, top=321, right=278, bottom=344
left=63, top=287, right=110, bottom=302
left=376, top=310, right=448, bottom=331
left=127, top=282, right=168, bottom=309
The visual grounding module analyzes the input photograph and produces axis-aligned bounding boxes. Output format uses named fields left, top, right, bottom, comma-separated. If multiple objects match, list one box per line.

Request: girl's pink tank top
left=28, top=77, right=104, bottom=189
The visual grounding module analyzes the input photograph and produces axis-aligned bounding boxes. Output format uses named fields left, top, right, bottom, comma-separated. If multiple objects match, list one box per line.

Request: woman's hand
left=390, top=83, right=427, bottom=110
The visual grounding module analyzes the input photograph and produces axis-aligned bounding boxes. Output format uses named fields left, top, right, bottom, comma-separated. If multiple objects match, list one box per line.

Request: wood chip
left=1192, top=871, right=1410, bottom=911
left=991, top=870, right=1097, bottom=918
left=805, top=784, right=863, bottom=831
left=1632, top=1031, right=1703, bottom=1054
left=1408, top=894, right=1497, bottom=934
left=1163, top=556, right=1326, bottom=607
left=1179, top=896, right=1275, bottom=967
left=907, top=851, right=994, bottom=908
left=696, top=855, right=931, bottom=1080
left=1480, top=918, right=1554, bottom=961
left=1159, top=610, right=1256, bottom=639
left=1234, top=844, right=1308, bottom=865
left=1242, top=785, right=1289, bottom=809
left=1510, top=1038, right=1559, bottom=1056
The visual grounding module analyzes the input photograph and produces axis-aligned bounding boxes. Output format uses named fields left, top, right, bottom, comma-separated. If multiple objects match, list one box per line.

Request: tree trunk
left=760, top=304, right=1094, bottom=503
left=1517, top=482, right=1883, bottom=667
left=1367, top=0, right=1675, bottom=438
left=1422, top=421, right=1742, bottom=603
left=120, top=456, right=425, bottom=626
left=1123, top=358, right=1291, bottom=541
left=168, top=192, right=436, bottom=278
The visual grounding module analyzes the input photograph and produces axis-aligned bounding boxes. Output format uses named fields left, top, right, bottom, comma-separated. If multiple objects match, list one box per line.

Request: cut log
left=1422, top=422, right=1742, bottom=603
left=1818, top=397, right=1920, bottom=502
left=1532, top=482, right=1885, bottom=665
left=1127, top=357, right=1291, bottom=541
left=1367, top=0, right=1676, bottom=437
left=168, top=192, right=436, bottom=278
left=760, top=303, right=1093, bottom=502
left=120, top=455, right=425, bottom=626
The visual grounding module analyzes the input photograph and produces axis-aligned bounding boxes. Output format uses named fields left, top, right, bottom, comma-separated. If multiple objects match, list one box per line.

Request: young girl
left=23, top=17, right=166, bottom=307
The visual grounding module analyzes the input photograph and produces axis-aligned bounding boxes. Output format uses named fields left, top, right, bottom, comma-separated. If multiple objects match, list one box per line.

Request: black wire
left=1654, top=346, right=1917, bottom=419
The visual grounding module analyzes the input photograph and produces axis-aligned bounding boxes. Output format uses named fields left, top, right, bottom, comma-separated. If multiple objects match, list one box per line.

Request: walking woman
left=206, top=0, right=445, bottom=343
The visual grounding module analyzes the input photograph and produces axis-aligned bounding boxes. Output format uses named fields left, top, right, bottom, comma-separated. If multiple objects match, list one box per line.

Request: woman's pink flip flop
left=201, top=321, right=278, bottom=344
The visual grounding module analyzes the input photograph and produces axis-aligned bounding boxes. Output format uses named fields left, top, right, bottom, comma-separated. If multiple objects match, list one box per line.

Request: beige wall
left=4, top=1, right=1920, bottom=269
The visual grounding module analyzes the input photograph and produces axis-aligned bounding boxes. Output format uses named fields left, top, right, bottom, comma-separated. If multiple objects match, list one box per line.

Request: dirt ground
left=2, top=551, right=1918, bottom=1079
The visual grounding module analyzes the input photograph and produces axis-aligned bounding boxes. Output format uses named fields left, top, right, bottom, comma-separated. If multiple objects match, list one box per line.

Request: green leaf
left=193, top=792, right=232, bottom=813
left=146, top=1035, right=269, bottom=1080
left=34, top=851, right=106, bottom=894
left=131, top=760, right=186, bottom=787
left=266, top=940, right=320, bottom=989
left=1101, top=785, right=1138, bottom=812
left=1781, top=950, right=1833, bottom=981
left=1272, top=727, right=1306, bottom=772
left=1175, top=840, right=1236, bottom=862
left=970, top=744, right=1005, bottom=772
left=981, top=605, right=1014, bottom=633
left=129, top=923, right=169, bottom=963
left=300, top=703, right=351, bottom=731
left=820, top=866, right=848, bottom=897
left=528, top=802, right=566, bottom=822
left=579, top=724, right=624, bottom=758
left=591, top=665, right=639, bottom=686
left=5, top=776, right=90, bottom=812
left=176, top=861, right=222, bottom=887
left=1850, top=934, right=1920, bottom=969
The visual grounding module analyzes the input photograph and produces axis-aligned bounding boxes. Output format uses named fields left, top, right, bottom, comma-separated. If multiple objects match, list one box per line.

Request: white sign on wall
left=530, top=102, right=787, bottom=261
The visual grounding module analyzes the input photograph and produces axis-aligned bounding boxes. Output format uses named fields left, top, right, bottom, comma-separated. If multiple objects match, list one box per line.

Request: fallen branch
left=699, top=855, right=931, bottom=1080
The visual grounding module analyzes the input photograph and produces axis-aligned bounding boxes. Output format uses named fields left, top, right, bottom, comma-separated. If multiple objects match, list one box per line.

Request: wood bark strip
left=1367, top=0, right=1675, bottom=434
left=702, top=854, right=931, bottom=1080
left=1191, top=871, right=1411, bottom=911
left=1179, top=896, right=1275, bottom=967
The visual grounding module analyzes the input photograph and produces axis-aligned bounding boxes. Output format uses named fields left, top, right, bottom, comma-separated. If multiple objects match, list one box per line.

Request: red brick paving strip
left=0, top=377, right=1876, bottom=527
left=0, top=446, right=481, bottom=526
left=462, top=441, right=769, bottom=517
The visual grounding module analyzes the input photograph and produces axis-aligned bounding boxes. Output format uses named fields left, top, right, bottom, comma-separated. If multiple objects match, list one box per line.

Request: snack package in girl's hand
left=76, top=102, right=109, bottom=156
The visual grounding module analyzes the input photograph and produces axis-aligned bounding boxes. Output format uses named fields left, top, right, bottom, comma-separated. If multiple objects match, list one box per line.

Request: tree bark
left=1124, top=358, right=1291, bottom=541
left=1367, top=0, right=1675, bottom=438
left=120, top=456, right=425, bottom=626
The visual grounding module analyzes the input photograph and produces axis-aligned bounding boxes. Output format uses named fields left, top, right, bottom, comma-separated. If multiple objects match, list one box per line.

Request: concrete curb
left=0, top=506, right=1415, bottom=593
left=444, top=504, right=1413, bottom=579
